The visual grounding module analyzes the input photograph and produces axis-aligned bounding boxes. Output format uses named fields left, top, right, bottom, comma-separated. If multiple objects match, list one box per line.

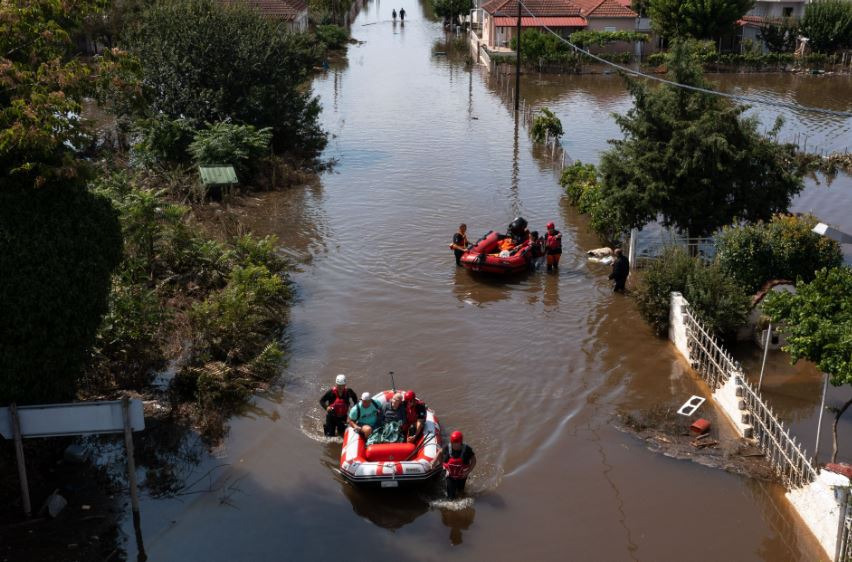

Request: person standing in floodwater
left=319, top=374, right=358, bottom=436
left=449, top=223, right=469, bottom=266
left=443, top=431, right=476, bottom=499
left=399, top=7, right=405, bottom=21
left=392, top=8, right=397, bottom=20
left=609, top=248, right=630, bottom=292
left=544, top=221, right=562, bottom=272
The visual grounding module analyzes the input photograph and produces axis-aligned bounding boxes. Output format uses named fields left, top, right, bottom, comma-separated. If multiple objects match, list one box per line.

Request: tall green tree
left=763, top=267, right=852, bottom=462
left=126, top=0, right=326, bottom=156
left=598, top=41, right=804, bottom=238
left=432, top=0, right=472, bottom=26
left=800, top=0, right=852, bottom=52
left=649, top=0, right=754, bottom=39
left=758, top=18, right=798, bottom=53
left=1, top=1, right=123, bottom=404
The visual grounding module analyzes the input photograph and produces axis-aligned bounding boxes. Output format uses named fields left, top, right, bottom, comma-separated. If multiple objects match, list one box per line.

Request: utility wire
left=512, top=1, right=852, bottom=118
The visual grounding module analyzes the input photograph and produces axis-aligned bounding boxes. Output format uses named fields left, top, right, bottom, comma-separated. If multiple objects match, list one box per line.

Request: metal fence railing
left=632, top=232, right=716, bottom=269
left=682, top=303, right=818, bottom=489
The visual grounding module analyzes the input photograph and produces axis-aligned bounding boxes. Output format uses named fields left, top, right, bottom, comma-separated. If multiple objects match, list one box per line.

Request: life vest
left=403, top=400, right=423, bottom=430
left=330, top=387, right=349, bottom=417
left=443, top=446, right=470, bottom=479
left=498, top=238, right=515, bottom=252
left=546, top=231, right=561, bottom=251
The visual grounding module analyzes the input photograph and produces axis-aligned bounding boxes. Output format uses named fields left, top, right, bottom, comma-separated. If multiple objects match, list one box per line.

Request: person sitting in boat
left=368, top=393, right=407, bottom=445
left=507, top=217, right=529, bottom=245
left=443, top=431, right=476, bottom=499
left=349, top=392, right=381, bottom=439
left=403, top=390, right=427, bottom=443
left=319, top=374, right=358, bottom=437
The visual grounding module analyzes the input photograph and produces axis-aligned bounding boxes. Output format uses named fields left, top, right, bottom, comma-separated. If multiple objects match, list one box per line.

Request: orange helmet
left=450, top=431, right=463, bottom=444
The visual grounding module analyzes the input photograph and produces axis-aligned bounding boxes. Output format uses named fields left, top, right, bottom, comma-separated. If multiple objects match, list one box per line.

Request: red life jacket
left=330, top=387, right=349, bottom=417
left=405, top=400, right=424, bottom=428
left=546, top=231, right=561, bottom=251
left=443, top=447, right=470, bottom=479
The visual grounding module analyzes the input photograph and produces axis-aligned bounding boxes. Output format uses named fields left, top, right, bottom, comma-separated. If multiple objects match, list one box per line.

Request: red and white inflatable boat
left=339, top=390, right=443, bottom=486
left=459, top=230, right=532, bottom=275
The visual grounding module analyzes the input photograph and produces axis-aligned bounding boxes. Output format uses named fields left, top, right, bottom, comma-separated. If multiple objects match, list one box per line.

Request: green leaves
left=188, top=122, right=273, bottom=179
left=559, top=161, right=626, bottom=245
left=432, top=0, right=473, bottom=24
left=800, top=0, right=852, bottom=52
left=127, top=0, right=325, bottom=156
left=569, top=31, right=649, bottom=48
left=531, top=108, right=563, bottom=142
left=598, top=40, right=803, bottom=238
left=763, top=267, right=852, bottom=386
left=649, top=0, right=754, bottom=39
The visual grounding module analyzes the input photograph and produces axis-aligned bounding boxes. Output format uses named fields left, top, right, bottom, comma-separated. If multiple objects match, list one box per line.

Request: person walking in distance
left=399, top=7, right=406, bottom=21
left=443, top=431, right=476, bottom=499
left=544, top=222, right=562, bottom=272
left=319, top=374, right=358, bottom=437
left=449, top=223, right=469, bottom=266
left=609, top=248, right=630, bottom=292
left=392, top=8, right=397, bottom=20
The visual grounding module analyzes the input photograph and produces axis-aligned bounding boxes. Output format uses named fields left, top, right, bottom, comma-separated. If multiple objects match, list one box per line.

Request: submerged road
left=126, top=1, right=849, bottom=559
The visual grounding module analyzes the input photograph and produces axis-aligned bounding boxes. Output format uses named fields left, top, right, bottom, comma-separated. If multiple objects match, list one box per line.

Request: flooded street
left=130, top=2, right=851, bottom=560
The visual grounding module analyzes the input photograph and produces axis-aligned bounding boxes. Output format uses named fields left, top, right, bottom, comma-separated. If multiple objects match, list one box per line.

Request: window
left=782, top=7, right=793, bottom=17
left=604, top=26, right=617, bottom=32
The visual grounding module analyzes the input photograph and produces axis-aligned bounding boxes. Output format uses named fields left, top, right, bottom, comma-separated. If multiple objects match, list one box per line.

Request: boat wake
left=429, top=497, right=474, bottom=511
left=299, top=419, right=344, bottom=444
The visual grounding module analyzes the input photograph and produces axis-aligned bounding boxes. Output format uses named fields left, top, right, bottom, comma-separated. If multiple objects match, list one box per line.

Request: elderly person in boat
left=368, top=393, right=407, bottom=445
left=349, top=392, right=381, bottom=439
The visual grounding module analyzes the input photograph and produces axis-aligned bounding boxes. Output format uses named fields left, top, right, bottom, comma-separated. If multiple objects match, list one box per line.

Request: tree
left=531, top=108, right=563, bottom=142
left=758, top=18, right=798, bottom=53
left=649, top=0, right=754, bottom=40
left=598, top=41, right=804, bottom=238
left=763, top=267, right=852, bottom=462
left=432, top=0, right=472, bottom=26
left=1, top=1, right=123, bottom=404
left=800, top=0, right=852, bottom=52
left=715, top=214, right=842, bottom=293
left=126, top=0, right=326, bottom=156
left=511, top=29, right=574, bottom=66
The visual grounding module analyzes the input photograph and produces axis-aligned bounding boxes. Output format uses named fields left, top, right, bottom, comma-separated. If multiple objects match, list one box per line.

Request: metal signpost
left=1, top=398, right=145, bottom=555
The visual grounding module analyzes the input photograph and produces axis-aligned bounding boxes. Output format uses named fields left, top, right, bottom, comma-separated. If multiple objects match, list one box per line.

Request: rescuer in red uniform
left=544, top=221, right=562, bottom=272
left=403, top=390, right=427, bottom=443
left=319, top=374, right=358, bottom=436
left=442, top=431, right=476, bottom=499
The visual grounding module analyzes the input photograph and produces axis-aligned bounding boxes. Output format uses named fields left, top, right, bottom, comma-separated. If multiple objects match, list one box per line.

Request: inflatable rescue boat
left=339, top=390, right=443, bottom=486
left=459, top=230, right=532, bottom=275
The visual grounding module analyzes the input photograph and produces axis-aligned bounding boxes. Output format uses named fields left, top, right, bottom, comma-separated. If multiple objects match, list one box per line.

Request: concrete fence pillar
left=786, top=470, right=851, bottom=561
left=668, top=292, right=690, bottom=363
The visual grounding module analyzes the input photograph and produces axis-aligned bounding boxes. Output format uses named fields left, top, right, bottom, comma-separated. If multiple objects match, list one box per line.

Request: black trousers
left=324, top=412, right=347, bottom=436
left=446, top=477, right=467, bottom=499
left=454, top=249, right=464, bottom=266
left=613, top=275, right=628, bottom=292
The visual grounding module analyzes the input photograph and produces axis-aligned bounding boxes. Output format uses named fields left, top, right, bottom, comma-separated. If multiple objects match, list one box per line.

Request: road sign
left=0, top=399, right=144, bottom=439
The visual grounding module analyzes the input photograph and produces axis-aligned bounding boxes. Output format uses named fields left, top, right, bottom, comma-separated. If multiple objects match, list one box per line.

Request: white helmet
left=335, top=374, right=346, bottom=385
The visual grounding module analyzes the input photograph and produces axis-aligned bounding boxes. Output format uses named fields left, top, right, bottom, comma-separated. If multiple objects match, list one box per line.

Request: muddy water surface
left=130, top=2, right=852, bottom=560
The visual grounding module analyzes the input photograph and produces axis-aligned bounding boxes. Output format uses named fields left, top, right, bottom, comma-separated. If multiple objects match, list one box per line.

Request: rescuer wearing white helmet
left=319, top=374, right=358, bottom=437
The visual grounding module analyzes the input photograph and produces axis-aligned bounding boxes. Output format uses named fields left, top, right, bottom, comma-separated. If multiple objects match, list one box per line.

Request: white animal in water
left=586, top=247, right=613, bottom=257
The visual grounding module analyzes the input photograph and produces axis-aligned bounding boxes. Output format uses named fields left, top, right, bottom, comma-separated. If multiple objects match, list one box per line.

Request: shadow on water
left=451, top=264, right=533, bottom=307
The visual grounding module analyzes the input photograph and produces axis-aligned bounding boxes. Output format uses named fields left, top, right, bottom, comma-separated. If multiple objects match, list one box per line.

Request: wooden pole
left=514, top=0, right=521, bottom=112
left=122, top=398, right=146, bottom=561
left=10, top=404, right=31, bottom=518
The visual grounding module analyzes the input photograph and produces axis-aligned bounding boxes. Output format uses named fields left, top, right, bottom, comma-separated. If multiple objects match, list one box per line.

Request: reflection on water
left=438, top=504, right=475, bottom=545
left=341, top=481, right=436, bottom=530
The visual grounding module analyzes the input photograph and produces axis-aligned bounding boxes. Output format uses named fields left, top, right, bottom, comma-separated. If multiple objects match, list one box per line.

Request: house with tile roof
left=737, top=0, right=807, bottom=51
left=223, top=0, right=309, bottom=32
left=477, top=0, right=586, bottom=50
left=475, top=0, right=640, bottom=51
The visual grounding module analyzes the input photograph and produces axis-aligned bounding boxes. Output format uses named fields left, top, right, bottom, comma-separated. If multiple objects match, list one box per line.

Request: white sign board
left=0, top=399, right=145, bottom=439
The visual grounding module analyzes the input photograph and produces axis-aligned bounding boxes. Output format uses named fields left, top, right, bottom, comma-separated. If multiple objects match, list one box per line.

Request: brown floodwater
left=126, top=2, right=851, bottom=560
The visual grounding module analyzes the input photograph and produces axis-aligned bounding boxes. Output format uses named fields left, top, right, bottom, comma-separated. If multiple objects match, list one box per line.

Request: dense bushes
left=560, top=161, right=625, bottom=244
left=127, top=0, right=325, bottom=156
left=716, top=214, right=843, bottom=293
left=635, top=248, right=750, bottom=337
left=800, top=0, right=852, bottom=53
left=315, top=24, right=349, bottom=50
left=0, top=186, right=123, bottom=404
left=188, top=122, right=273, bottom=179
left=87, top=173, right=291, bottom=433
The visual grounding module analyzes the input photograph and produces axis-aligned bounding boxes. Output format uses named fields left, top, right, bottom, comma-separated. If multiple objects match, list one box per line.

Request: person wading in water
left=449, top=223, right=469, bottom=266
left=399, top=7, right=406, bottom=21
left=609, top=248, right=630, bottom=292
left=544, top=221, right=562, bottom=272
left=319, top=374, right=358, bottom=436
left=443, top=431, right=476, bottom=499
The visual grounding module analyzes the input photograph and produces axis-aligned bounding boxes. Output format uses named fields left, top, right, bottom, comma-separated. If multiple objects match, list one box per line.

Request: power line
left=512, top=1, right=852, bottom=119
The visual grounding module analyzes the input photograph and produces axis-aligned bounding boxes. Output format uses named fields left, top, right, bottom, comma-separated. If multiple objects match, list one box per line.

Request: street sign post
left=2, top=397, right=145, bottom=539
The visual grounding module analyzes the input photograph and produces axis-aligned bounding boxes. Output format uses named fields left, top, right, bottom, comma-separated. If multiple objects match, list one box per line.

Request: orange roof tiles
left=493, top=16, right=587, bottom=26
left=481, top=0, right=581, bottom=17
left=571, top=0, right=637, bottom=17
left=222, top=0, right=307, bottom=21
